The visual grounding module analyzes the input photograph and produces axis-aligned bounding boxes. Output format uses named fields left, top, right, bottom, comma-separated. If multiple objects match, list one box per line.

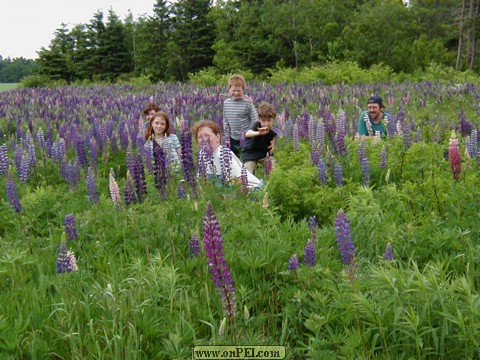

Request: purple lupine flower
left=432, top=128, right=439, bottom=143
left=180, top=122, right=197, bottom=197
left=189, top=235, right=200, bottom=258
left=51, top=138, right=66, bottom=163
left=86, top=167, right=99, bottom=205
left=153, top=140, right=169, bottom=200
left=203, top=202, right=236, bottom=317
left=61, top=160, right=81, bottom=188
left=308, top=216, right=318, bottom=243
left=334, top=209, right=356, bottom=266
left=387, top=114, right=396, bottom=139
left=240, top=165, right=249, bottom=193
left=133, top=154, right=147, bottom=203
left=263, top=154, right=273, bottom=177
left=459, top=110, right=472, bottom=137
left=143, top=141, right=154, bottom=174
left=360, top=157, right=370, bottom=186
left=75, top=136, right=88, bottom=168
left=6, top=173, right=22, bottom=213
left=57, top=239, right=79, bottom=273
left=0, top=144, right=10, bottom=176
left=304, top=240, right=316, bottom=267
left=334, top=162, right=344, bottom=186
left=357, top=138, right=366, bottom=164
left=88, top=138, right=98, bottom=169
left=467, top=129, right=478, bottom=158
left=124, top=170, right=137, bottom=205
left=380, top=145, right=387, bottom=168
left=18, top=153, right=30, bottom=183
left=316, top=121, right=325, bottom=155
left=317, top=158, right=328, bottom=186
left=25, top=132, right=37, bottom=169
left=220, top=144, right=232, bottom=184
left=36, top=128, right=46, bottom=151
left=109, top=169, right=121, bottom=207
left=310, top=146, right=320, bottom=166
left=64, top=214, right=78, bottom=241
left=293, top=123, right=299, bottom=151
left=383, top=242, right=394, bottom=260
left=177, top=180, right=186, bottom=199
left=288, top=254, right=300, bottom=271
left=335, top=112, right=347, bottom=155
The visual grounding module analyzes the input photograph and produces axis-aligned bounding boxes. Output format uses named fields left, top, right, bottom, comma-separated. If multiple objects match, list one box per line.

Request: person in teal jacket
left=357, top=95, right=388, bottom=137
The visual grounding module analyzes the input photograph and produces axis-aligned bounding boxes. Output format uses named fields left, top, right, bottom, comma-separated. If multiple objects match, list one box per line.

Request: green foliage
left=19, top=75, right=54, bottom=88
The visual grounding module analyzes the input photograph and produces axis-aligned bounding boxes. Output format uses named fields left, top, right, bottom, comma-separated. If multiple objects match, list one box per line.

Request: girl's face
left=197, top=126, right=221, bottom=150
left=152, top=116, right=167, bottom=137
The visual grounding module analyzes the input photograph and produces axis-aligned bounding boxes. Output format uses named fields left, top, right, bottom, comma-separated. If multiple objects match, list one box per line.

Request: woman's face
left=152, top=116, right=167, bottom=137
left=197, top=126, right=221, bottom=150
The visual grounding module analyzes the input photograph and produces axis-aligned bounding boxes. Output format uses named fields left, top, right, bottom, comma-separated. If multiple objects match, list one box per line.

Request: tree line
left=2, top=0, right=477, bottom=84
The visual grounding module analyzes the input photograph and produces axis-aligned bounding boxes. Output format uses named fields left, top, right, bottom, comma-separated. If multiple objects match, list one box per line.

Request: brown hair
left=191, top=120, right=222, bottom=143
left=145, top=111, right=173, bottom=140
left=143, top=102, right=160, bottom=116
left=257, top=102, right=277, bottom=119
left=227, top=74, right=246, bottom=89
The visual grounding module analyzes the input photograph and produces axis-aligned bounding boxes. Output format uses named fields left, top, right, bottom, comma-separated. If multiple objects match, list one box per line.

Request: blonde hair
left=228, top=74, right=246, bottom=89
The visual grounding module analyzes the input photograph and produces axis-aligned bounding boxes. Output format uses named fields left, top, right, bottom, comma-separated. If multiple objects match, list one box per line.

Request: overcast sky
left=1, top=0, right=155, bottom=59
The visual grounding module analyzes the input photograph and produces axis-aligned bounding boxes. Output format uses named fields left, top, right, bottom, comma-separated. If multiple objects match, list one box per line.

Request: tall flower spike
left=86, top=167, right=99, bottom=205
left=64, top=213, right=78, bottom=241
left=189, top=235, right=200, bottom=258
left=57, top=238, right=79, bottom=273
left=334, top=209, right=356, bottom=266
left=0, top=143, right=10, bottom=176
left=240, top=165, right=249, bottom=193
left=304, top=240, right=316, bottom=267
left=448, top=131, right=461, bottom=181
left=109, top=169, right=121, bottom=207
left=203, top=202, right=236, bottom=317
left=6, top=172, right=22, bottom=213
left=124, top=170, right=137, bottom=205
left=288, top=254, right=300, bottom=271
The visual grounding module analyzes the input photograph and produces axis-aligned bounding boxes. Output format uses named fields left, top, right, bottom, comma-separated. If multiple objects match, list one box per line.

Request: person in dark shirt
left=242, top=102, right=277, bottom=175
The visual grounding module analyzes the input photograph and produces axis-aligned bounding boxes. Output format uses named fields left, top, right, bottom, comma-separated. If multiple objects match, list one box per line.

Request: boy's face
left=259, top=114, right=274, bottom=130
left=145, top=109, right=156, bottom=121
left=229, top=85, right=244, bottom=100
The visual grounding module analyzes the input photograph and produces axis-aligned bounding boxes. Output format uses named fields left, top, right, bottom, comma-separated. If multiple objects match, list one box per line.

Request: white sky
left=1, top=0, right=154, bottom=59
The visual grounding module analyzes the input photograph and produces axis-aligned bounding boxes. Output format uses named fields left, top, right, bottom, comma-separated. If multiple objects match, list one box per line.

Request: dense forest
left=1, top=0, right=478, bottom=84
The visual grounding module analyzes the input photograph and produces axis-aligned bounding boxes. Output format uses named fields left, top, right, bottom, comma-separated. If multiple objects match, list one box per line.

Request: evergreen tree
left=168, top=0, right=215, bottom=81
left=102, top=9, right=133, bottom=81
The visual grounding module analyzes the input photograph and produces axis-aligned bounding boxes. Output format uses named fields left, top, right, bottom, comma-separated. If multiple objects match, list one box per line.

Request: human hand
left=258, top=127, right=269, bottom=135
left=243, top=95, right=254, bottom=103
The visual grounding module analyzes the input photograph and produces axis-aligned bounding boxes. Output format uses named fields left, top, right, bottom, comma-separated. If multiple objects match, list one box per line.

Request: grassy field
left=0, top=83, right=18, bottom=91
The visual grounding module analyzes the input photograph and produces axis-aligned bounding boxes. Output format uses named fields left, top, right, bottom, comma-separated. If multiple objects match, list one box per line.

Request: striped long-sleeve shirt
left=223, top=97, right=259, bottom=140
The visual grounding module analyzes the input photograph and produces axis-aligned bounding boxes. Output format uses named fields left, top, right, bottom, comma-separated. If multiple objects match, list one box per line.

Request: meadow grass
left=0, top=83, right=19, bottom=91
